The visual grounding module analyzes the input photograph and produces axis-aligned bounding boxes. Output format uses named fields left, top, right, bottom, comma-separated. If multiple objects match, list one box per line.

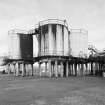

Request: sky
left=0, top=0, right=105, bottom=56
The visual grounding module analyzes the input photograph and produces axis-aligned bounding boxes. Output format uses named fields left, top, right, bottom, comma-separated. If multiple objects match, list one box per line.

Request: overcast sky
left=0, top=0, right=105, bottom=56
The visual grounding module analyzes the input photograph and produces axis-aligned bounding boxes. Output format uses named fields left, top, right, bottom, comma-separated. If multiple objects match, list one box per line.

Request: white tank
left=8, top=31, right=21, bottom=59
left=70, top=29, right=88, bottom=58
left=8, top=30, right=33, bottom=60
left=37, top=19, right=69, bottom=56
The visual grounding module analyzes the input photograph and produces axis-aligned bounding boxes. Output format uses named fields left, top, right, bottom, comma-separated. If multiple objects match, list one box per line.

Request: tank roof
left=38, top=19, right=68, bottom=27
left=70, top=29, right=88, bottom=34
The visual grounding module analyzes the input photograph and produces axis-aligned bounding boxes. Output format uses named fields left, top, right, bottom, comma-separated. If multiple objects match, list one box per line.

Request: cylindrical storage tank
left=37, top=19, right=69, bottom=56
left=70, top=29, right=88, bottom=58
left=8, top=30, right=33, bottom=60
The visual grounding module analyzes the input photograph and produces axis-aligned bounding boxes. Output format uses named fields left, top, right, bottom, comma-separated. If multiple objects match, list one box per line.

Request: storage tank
left=70, top=29, right=88, bottom=58
left=8, top=30, right=33, bottom=60
left=37, top=19, right=69, bottom=56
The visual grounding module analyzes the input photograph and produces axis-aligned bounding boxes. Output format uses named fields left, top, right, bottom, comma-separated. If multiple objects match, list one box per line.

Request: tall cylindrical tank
left=70, top=29, right=88, bottom=58
left=37, top=19, right=69, bottom=56
left=8, top=30, right=33, bottom=60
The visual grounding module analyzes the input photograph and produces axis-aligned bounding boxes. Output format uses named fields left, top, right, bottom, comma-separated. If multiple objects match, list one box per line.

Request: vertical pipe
left=39, top=32, right=41, bottom=56
left=68, top=31, right=70, bottom=56
left=62, top=25, right=64, bottom=55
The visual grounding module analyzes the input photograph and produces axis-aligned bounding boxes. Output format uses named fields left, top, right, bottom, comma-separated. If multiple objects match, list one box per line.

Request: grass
left=0, top=75, right=105, bottom=105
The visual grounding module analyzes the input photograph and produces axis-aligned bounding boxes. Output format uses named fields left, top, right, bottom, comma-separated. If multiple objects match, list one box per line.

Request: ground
left=0, top=75, right=105, bottom=105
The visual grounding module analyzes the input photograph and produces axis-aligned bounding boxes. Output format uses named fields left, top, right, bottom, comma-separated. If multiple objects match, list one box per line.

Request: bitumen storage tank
left=8, top=30, right=33, bottom=60
left=70, top=29, right=88, bottom=58
left=36, top=19, right=70, bottom=56
left=8, top=30, right=33, bottom=76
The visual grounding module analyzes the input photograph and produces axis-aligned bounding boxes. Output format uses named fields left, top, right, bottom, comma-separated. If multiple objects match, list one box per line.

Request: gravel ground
left=0, top=75, right=105, bottom=105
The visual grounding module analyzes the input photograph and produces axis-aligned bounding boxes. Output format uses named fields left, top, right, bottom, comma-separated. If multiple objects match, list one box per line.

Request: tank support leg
left=76, top=64, right=79, bottom=76
left=31, top=64, right=33, bottom=76
left=48, top=60, right=51, bottom=77
left=61, top=62, right=63, bottom=77
left=71, top=64, right=73, bottom=75
left=25, top=64, right=28, bottom=76
left=8, top=63, right=10, bottom=75
left=39, top=63, right=41, bottom=77
left=45, top=62, right=47, bottom=77
left=52, top=64, right=54, bottom=77
left=55, top=61, right=58, bottom=78
left=13, top=63, right=16, bottom=76
left=85, top=63, right=87, bottom=75
left=22, top=63, right=25, bottom=76
left=66, top=61, right=69, bottom=77
left=73, top=64, right=75, bottom=75
left=16, top=62, right=19, bottom=76
left=74, top=63, right=77, bottom=76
